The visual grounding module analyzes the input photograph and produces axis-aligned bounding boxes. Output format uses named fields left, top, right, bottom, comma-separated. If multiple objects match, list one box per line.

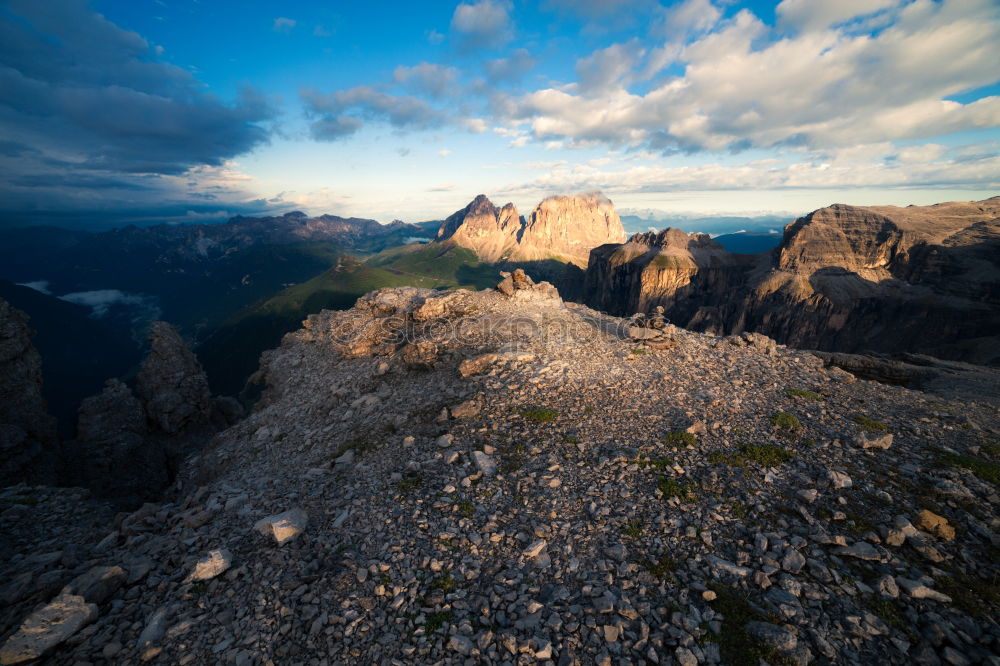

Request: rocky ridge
left=584, top=198, right=1000, bottom=365
left=3, top=275, right=999, bottom=665
left=0, top=298, right=58, bottom=487
left=438, top=192, right=626, bottom=268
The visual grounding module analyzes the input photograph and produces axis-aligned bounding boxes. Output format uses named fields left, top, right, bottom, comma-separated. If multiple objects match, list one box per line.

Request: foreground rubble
left=2, top=276, right=999, bottom=665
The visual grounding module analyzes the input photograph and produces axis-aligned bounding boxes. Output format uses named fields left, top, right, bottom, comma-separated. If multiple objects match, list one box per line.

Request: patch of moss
left=784, top=388, right=824, bottom=401
left=730, top=502, right=748, bottom=519
left=424, top=610, right=453, bottom=634
left=396, top=476, right=423, bottom=495
left=621, top=518, right=643, bottom=539
left=657, top=475, right=697, bottom=501
left=521, top=407, right=559, bottom=423
left=429, top=574, right=457, bottom=594
left=630, top=348, right=649, bottom=355
left=635, top=455, right=674, bottom=470
left=934, top=571, right=1000, bottom=618
left=642, top=553, right=677, bottom=579
left=664, top=431, right=697, bottom=448
left=707, top=583, right=792, bottom=666
left=562, top=434, right=581, bottom=444
left=456, top=499, right=475, bottom=518
left=712, top=444, right=795, bottom=468
left=938, top=450, right=1000, bottom=487
left=770, top=412, right=802, bottom=436
left=852, top=414, right=889, bottom=434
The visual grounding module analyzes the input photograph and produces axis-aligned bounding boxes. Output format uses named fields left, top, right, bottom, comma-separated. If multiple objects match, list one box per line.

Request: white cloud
left=776, top=0, right=900, bottom=32
left=661, top=0, right=721, bottom=38
left=393, top=63, right=460, bottom=98
left=575, top=41, right=644, bottom=95
left=450, top=0, right=514, bottom=51
left=438, top=149, right=452, bottom=157
left=273, top=17, right=296, bottom=33
left=485, top=48, right=536, bottom=83
left=508, top=0, right=1000, bottom=153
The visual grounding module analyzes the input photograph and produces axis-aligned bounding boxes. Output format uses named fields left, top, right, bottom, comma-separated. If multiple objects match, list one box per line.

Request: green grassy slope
left=197, top=245, right=498, bottom=396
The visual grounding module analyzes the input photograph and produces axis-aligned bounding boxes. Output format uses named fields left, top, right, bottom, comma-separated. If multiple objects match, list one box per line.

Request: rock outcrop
left=0, top=298, right=58, bottom=487
left=136, top=322, right=213, bottom=435
left=68, top=380, right=167, bottom=504
left=437, top=192, right=626, bottom=268
left=584, top=197, right=1000, bottom=365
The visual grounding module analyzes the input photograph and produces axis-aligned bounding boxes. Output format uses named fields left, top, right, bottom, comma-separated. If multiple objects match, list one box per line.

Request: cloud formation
left=301, top=87, right=447, bottom=141
left=510, top=0, right=1000, bottom=153
left=0, top=0, right=275, bottom=222
left=450, top=0, right=514, bottom=51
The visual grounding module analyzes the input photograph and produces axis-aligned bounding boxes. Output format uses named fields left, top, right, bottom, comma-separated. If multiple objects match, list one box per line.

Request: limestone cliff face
left=584, top=228, right=753, bottom=321
left=583, top=198, right=1000, bottom=364
left=436, top=195, right=522, bottom=263
left=517, top=193, right=626, bottom=266
left=437, top=192, right=626, bottom=268
left=0, top=298, right=58, bottom=486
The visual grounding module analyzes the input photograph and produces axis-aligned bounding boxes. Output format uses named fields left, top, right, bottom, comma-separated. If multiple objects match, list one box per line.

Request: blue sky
left=0, top=0, right=998, bottom=227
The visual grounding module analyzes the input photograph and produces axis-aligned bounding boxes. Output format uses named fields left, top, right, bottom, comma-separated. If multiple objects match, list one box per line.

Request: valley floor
left=2, top=280, right=999, bottom=665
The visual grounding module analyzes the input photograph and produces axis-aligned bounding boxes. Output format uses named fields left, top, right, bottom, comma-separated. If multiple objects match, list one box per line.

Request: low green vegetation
left=396, top=476, right=423, bottom=495
left=635, top=455, right=674, bottom=470
left=852, top=414, right=889, bottom=434
left=456, top=499, right=475, bottom=519
left=642, top=553, right=677, bottom=579
left=562, top=434, right=581, bottom=444
left=664, top=431, right=697, bottom=448
left=630, top=348, right=648, bottom=355
left=521, top=407, right=559, bottom=422
left=428, top=574, right=457, bottom=594
left=769, top=412, right=802, bottom=435
left=709, top=444, right=795, bottom=467
left=424, top=610, right=453, bottom=634
left=657, top=476, right=697, bottom=501
left=621, top=519, right=643, bottom=539
left=784, top=387, right=824, bottom=401
left=934, top=570, right=1000, bottom=618
left=707, top=583, right=792, bottom=666
left=938, top=450, right=1000, bottom=487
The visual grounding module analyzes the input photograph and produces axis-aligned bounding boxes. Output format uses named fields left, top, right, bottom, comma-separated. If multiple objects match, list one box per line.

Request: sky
left=0, top=0, right=998, bottom=228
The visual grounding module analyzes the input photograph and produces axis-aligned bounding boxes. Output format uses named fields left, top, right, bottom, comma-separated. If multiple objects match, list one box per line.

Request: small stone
left=603, top=625, right=619, bottom=642
left=896, top=578, right=952, bottom=602
left=702, top=590, right=717, bottom=601
left=856, top=433, right=893, bottom=450
left=447, top=635, right=474, bottom=656
left=451, top=400, right=480, bottom=419
left=825, top=469, right=852, bottom=489
left=835, top=541, right=881, bottom=561
left=185, top=549, right=232, bottom=583
left=876, top=575, right=899, bottom=599
left=915, top=510, right=956, bottom=541
left=0, top=595, right=98, bottom=665
left=472, top=451, right=497, bottom=476
left=675, top=646, right=697, bottom=666
left=435, top=434, right=454, bottom=448
left=523, top=540, right=547, bottom=558
left=796, top=489, right=818, bottom=504
left=61, top=565, right=127, bottom=605
left=254, top=508, right=308, bottom=546
left=744, top=621, right=797, bottom=652
left=782, top=549, right=806, bottom=573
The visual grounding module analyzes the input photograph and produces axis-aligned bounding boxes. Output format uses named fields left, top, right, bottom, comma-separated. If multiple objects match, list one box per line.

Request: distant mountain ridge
left=584, top=197, right=1000, bottom=364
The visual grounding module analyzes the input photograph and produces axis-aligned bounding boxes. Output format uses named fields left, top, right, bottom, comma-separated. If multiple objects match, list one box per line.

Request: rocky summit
left=437, top=192, right=626, bottom=268
left=584, top=197, right=1000, bottom=365
left=2, top=274, right=999, bottom=665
